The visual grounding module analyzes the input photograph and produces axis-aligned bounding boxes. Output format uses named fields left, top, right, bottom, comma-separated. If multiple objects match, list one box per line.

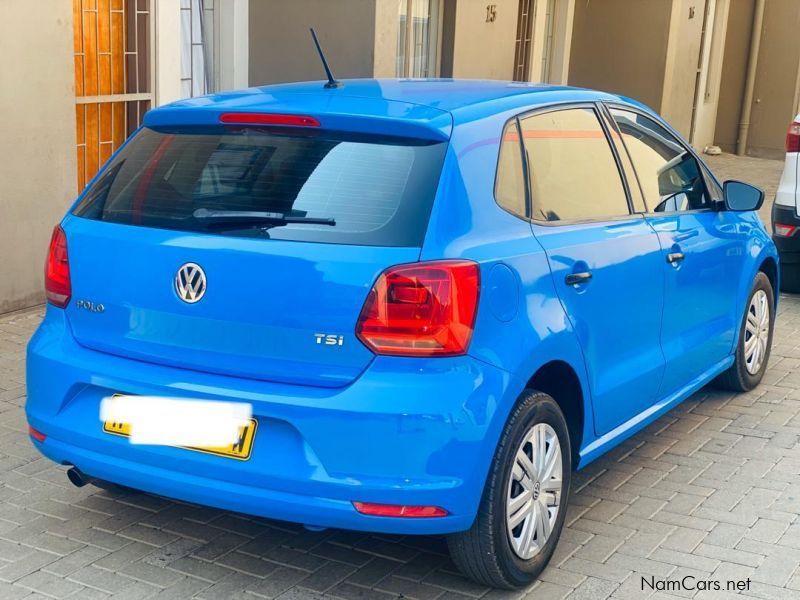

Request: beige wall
left=715, top=0, right=800, bottom=158
left=714, top=0, right=753, bottom=152
left=442, top=0, right=517, bottom=80
left=0, top=0, right=76, bottom=314
left=746, top=0, right=800, bottom=158
left=248, top=0, right=378, bottom=85
left=373, top=0, right=400, bottom=77
left=660, top=0, right=707, bottom=138
left=569, top=0, right=673, bottom=111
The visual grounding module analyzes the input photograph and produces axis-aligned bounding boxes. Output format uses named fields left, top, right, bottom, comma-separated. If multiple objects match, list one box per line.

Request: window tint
left=609, top=108, right=711, bottom=213
left=519, top=108, right=629, bottom=222
left=495, top=120, right=527, bottom=217
left=73, top=127, right=447, bottom=247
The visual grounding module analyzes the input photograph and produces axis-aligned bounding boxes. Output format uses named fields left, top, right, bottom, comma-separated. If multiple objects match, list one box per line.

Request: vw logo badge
left=175, top=263, right=207, bottom=303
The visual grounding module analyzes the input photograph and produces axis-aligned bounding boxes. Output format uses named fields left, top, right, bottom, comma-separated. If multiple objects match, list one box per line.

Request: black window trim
left=493, top=101, right=642, bottom=228
left=602, top=101, right=722, bottom=217
left=597, top=102, right=649, bottom=213
left=492, top=118, right=530, bottom=220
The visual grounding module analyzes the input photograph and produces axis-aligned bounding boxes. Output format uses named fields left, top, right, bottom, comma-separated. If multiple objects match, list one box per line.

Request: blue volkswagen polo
left=26, top=79, right=777, bottom=588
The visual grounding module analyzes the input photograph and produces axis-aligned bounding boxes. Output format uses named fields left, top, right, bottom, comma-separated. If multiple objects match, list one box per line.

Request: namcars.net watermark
left=642, top=575, right=751, bottom=593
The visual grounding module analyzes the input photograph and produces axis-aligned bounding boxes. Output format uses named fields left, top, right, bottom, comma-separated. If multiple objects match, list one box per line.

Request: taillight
left=775, top=223, right=797, bottom=237
left=353, top=502, right=448, bottom=518
left=45, top=225, right=71, bottom=308
left=787, top=121, right=800, bottom=153
left=356, top=260, right=480, bottom=357
left=219, top=113, right=320, bottom=127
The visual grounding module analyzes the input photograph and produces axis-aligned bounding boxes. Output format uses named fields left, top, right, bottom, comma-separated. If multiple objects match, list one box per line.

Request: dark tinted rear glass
left=73, top=126, right=447, bottom=246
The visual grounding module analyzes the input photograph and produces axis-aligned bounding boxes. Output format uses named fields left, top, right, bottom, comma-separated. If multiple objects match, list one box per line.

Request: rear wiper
left=193, top=208, right=335, bottom=227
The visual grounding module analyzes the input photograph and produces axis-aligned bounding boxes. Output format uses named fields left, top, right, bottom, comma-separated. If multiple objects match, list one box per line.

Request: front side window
left=520, top=107, right=629, bottom=222
left=609, top=108, right=711, bottom=213
left=495, top=121, right=527, bottom=218
left=73, top=126, right=447, bottom=247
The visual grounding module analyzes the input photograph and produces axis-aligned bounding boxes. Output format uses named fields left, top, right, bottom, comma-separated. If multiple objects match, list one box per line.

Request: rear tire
left=715, top=271, right=774, bottom=392
left=447, top=391, right=571, bottom=589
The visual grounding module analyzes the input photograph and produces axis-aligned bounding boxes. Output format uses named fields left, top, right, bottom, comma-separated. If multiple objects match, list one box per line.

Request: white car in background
left=772, top=115, right=800, bottom=291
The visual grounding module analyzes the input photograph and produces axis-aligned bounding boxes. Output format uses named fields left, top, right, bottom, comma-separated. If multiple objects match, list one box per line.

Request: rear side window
left=608, top=108, right=711, bottom=213
left=519, top=108, right=629, bottom=222
left=495, top=121, right=527, bottom=218
left=73, top=127, right=447, bottom=247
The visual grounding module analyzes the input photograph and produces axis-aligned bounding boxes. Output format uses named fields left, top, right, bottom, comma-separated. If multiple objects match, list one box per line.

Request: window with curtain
left=396, top=0, right=441, bottom=78
left=181, top=0, right=215, bottom=98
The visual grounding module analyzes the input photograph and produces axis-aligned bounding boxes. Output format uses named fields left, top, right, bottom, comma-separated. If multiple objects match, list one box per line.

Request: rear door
left=606, top=106, right=749, bottom=395
left=64, top=123, right=447, bottom=388
left=522, top=106, right=666, bottom=436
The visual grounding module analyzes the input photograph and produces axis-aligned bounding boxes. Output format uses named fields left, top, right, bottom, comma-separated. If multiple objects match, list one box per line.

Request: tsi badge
left=315, top=333, right=344, bottom=347
left=75, top=300, right=105, bottom=314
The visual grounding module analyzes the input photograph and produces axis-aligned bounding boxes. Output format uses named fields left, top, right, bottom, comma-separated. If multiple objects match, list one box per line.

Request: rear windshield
left=73, top=126, right=447, bottom=246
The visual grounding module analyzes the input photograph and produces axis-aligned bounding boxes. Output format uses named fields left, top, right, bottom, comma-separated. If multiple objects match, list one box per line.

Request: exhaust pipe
left=67, top=467, right=91, bottom=487
left=66, top=467, right=128, bottom=492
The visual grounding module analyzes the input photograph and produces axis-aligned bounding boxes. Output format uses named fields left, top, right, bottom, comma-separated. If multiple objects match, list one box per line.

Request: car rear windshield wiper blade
left=193, top=208, right=336, bottom=227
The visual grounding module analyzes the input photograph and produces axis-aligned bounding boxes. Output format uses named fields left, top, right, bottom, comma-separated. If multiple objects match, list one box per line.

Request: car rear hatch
left=62, top=94, right=451, bottom=388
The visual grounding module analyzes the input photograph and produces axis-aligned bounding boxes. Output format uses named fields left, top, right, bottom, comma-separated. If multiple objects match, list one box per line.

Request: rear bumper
left=26, top=307, right=521, bottom=534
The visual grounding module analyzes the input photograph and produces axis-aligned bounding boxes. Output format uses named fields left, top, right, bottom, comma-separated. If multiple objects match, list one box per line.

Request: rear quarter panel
left=420, top=110, right=595, bottom=469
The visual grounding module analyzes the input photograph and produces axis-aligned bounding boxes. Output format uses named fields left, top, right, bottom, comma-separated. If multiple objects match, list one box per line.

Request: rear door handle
left=565, top=271, right=592, bottom=286
left=666, top=252, right=685, bottom=264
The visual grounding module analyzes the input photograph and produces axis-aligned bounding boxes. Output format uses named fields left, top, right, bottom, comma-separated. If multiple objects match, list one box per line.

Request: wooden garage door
left=73, top=0, right=153, bottom=191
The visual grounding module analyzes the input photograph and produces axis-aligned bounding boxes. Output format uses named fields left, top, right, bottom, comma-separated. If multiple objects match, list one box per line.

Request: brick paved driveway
left=1, top=154, right=798, bottom=599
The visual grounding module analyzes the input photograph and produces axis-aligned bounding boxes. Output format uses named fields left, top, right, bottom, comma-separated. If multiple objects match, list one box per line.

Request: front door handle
left=666, top=252, right=685, bottom=264
left=565, top=271, right=592, bottom=286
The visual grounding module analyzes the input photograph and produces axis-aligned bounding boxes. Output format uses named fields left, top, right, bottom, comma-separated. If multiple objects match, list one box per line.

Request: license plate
left=103, top=417, right=257, bottom=460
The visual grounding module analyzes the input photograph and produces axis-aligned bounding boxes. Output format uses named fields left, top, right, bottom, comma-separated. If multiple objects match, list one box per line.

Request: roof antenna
left=309, top=28, right=343, bottom=89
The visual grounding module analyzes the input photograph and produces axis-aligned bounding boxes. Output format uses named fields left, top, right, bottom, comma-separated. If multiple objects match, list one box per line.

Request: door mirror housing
left=723, top=180, right=764, bottom=212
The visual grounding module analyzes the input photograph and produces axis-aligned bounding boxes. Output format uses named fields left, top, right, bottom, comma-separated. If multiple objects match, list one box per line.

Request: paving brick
left=574, top=535, right=624, bottom=563
left=14, top=569, right=85, bottom=598
left=648, top=549, right=719, bottom=573
left=66, top=565, right=135, bottom=594
left=560, top=557, right=632, bottom=583
left=750, top=553, right=800, bottom=587
left=605, top=554, right=674, bottom=578
left=297, top=561, right=355, bottom=593
left=567, top=576, right=619, bottom=600
left=0, top=550, right=58, bottom=583
left=746, top=518, right=790, bottom=544
left=693, top=543, right=763, bottom=568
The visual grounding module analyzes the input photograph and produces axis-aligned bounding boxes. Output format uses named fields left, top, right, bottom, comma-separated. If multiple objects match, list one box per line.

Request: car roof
left=257, top=79, right=626, bottom=112
left=145, top=79, right=643, bottom=139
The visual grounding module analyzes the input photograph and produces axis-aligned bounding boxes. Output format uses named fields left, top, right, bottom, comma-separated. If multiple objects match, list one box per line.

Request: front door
left=520, top=106, right=666, bottom=436
left=607, top=106, right=748, bottom=396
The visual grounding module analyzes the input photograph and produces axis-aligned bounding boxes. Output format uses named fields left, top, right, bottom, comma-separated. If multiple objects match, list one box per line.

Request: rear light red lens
left=356, top=260, right=480, bottom=357
left=28, top=425, right=46, bottom=443
left=775, top=223, right=797, bottom=237
left=786, top=121, right=800, bottom=153
left=45, top=225, right=71, bottom=308
left=353, top=502, right=448, bottom=518
left=219, top=113, right=320, bottom=127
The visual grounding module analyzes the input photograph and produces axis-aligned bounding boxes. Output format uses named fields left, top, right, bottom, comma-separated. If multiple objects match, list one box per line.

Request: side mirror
left=723, top=180, right=764, bottom=212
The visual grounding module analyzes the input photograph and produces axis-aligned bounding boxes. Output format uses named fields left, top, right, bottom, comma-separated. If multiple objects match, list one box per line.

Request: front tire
left=715, top=271, right=774, bottom=391
left=447, top=391, right=571, bottom=589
